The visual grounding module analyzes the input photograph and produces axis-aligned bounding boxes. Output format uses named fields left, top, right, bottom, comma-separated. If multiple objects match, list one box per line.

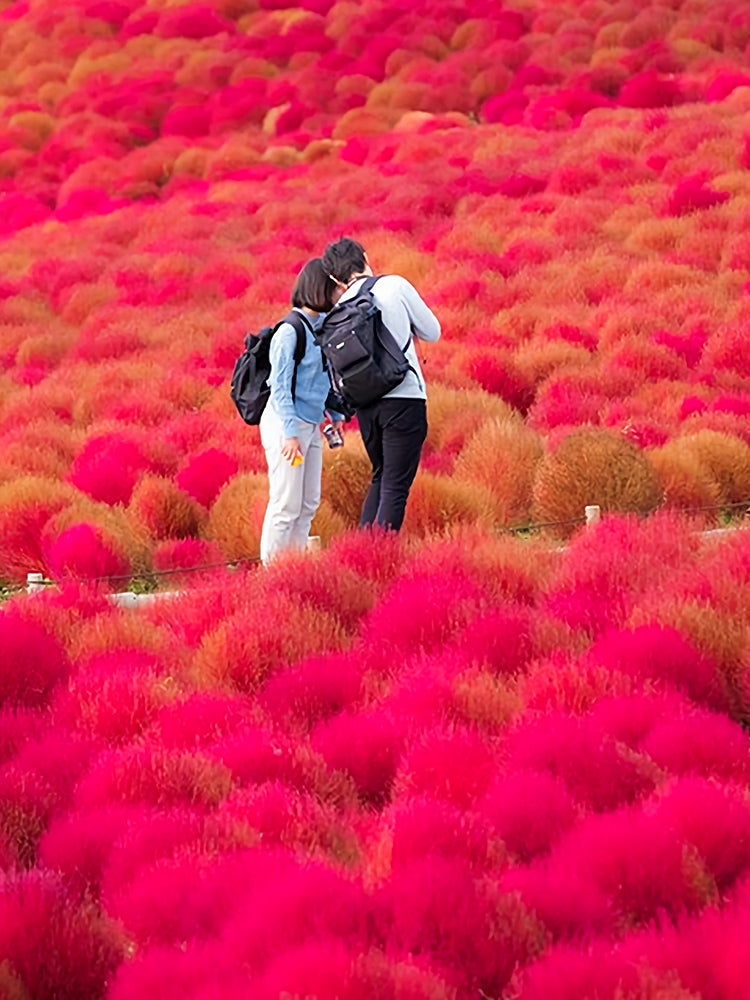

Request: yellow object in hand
left=290, top=454, right=303, bottom=466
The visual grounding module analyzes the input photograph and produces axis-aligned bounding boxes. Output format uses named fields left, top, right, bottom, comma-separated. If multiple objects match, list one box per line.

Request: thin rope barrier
left=7, top=498, right=750, bottom=598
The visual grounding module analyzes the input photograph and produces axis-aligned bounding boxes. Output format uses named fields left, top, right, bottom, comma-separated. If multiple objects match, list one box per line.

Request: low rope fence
left=5, top=495, right=748, bottom=607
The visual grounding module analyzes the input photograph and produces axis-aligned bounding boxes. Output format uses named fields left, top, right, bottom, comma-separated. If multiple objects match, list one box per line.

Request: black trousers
left=357, top=397, right=427, bottom=532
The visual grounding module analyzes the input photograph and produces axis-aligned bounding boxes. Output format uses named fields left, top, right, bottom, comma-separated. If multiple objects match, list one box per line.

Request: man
left=322, top=236, right=440, bottom=532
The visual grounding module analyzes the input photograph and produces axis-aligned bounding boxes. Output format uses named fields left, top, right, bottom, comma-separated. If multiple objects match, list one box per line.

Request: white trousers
left=259, top=405, right=323, bottom=564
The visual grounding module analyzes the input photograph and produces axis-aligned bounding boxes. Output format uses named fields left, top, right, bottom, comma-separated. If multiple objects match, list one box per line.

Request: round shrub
left=531, top=428, right=662, bottom=531
left=0, top=613, right=69, bottom=708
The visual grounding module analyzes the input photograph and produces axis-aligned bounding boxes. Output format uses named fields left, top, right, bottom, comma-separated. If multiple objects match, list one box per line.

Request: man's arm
left=396, top=275, right=441, bottom=342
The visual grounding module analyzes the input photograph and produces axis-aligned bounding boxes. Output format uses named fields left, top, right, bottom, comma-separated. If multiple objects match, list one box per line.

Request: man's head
left=322, top=237, right=369, bottom=286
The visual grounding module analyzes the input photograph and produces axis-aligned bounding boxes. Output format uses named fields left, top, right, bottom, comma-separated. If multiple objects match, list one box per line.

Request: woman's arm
left=268, top=323, right=303, bottom=439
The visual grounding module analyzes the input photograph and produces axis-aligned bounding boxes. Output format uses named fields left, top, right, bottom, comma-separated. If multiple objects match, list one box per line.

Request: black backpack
left=230, top=311, right=310, bottom=425
left=315, top=276, right=411, bottom=410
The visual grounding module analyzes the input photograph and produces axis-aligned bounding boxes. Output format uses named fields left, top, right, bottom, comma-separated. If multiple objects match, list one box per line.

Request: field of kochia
left=1, top=0, right=750, bottom=997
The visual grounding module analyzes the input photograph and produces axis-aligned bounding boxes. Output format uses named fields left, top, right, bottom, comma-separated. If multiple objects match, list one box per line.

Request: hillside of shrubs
left=1, top=0, right=750, bottom=997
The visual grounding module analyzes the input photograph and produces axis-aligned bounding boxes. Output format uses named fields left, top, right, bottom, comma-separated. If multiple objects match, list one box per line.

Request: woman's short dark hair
left=291, top=258, right=332, bottom=312
left=322, top=237, right=367, bottom=284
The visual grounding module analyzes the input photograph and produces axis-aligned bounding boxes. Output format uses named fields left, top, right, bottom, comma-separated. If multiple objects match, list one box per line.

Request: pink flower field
left=1, top=0, right=750, bottom=997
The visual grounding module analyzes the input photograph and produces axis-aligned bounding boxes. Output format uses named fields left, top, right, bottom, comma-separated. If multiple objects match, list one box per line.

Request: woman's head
left=322, top=237, right=368, bottom=285
left=291, top=258, right=332, bottom=312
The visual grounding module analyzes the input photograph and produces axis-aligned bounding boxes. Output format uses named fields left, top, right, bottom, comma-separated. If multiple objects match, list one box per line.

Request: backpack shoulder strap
left=359, top=275, right=380, bottom=296
left=278, top=310, right=310, bottom=400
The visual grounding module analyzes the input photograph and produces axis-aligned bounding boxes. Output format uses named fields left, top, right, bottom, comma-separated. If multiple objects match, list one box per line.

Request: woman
left=260, top=258, right=345, bottom=564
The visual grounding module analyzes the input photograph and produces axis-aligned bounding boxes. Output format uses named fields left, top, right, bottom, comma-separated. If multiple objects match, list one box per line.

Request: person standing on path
left=260, top=258, right=344, bottom=564
left=322, top=236, right=440, bottom=532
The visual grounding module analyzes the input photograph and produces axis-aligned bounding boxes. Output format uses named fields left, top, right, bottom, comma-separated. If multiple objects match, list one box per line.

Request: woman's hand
left=281, top=437, right=303, bottom=464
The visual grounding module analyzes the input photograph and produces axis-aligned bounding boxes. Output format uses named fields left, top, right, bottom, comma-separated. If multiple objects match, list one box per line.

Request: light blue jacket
left=267, top=309, right=337, bottom=438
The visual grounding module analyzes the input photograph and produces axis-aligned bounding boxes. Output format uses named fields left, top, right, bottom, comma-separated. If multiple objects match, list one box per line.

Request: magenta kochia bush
left=0, top=869, right=124, bottom=999
left=588, top=690, right=698, bottom=748
left=540, top=804, right=710, bottom=929
left=391, top=725, right=498, bottom=808
left=248, top=938, right=356, bottom=1000
left=385, top=794, right=500, bottom=872
left=0, top=611, right=69, bottom=708
left=98, top=806, right=207, bottom=901
left=107, top=940, right=243, bottom=1000
left=311, top=708, right=405, bottom=805
left=174, top=448, right=238, bottom=507
left=68, top=432, right=162, bottom=505
left=51, top=649, right=167, bottom=745
left=378, top=854, right=539, bottom=996
left=38, top=804, right=142, bottom=896
left=215, top=781, right=349, bottom=857
left=258, top=652, right=364, bottom=731
left=220, top=857, right=374, bottom=975
left=503, top=711, right=657, bottom=811
left=356, top=567, right=491, bottom=667
left=650, top=777, right=750, bottom=893
left=584, top=624, right=731, bottom=713
left=106, top=851, right=259, bottom=948
left=513, top=937, right=639, bottom=1000
left=477, top=770, right=579, bottom=862
left=640, top=708, right=750, bottom=782
left=43, top=522, right=131, bottom=582
left=73, top=743, right=231, bottom=811
left=206, top=723, right=355, bottom=806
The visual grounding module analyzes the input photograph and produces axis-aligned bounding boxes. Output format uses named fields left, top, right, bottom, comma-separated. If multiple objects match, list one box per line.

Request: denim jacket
left=267, top=309, right=340, bottom=438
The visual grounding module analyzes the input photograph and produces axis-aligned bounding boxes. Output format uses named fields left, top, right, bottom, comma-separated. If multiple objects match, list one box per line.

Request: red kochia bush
left=357, top=567, right=490, bottom=666
left=220, top=859, right=373, bottom=974
left=107, top=940, right=239, bottom=1000
left=44, top=522, right=131, bottom=582
left=543, top=805, right=709, bottom=927
left=584, top=624, right=731, bottom=713
left=52, top=649, right=167, bottom=745
left=0, top=870, right=124, bottom=999
left=392, top=725, right=498, bottom=808
left=258, top=652, right=364, bottom=731
left=38, top=804, right=142, bottom=894
left=650, top=777, right=750, bottom=892
left=665, top=173, right=730, bottom=216
left=174, top=448, right=239, bottom=507
left=385, top=794, right=499, bottom=871
left=69, top=433, right=157, bottom=505
left=380, top=854, right=537, bottom=996
left=503, top=711, right=657, bottom=811
left=0, top=612, right=69, bottom=707
left=447, top=605, right=534, bottom=675
left=478, top=770, right=579, bottom=861
left=150, top=691, right=256, bottom=749
left=311, top=708, right=405, bottom=804
left=640, top=709, right=750, bottom=783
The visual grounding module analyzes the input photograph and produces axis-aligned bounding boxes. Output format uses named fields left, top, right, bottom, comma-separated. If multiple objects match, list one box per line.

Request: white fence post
left=585, top=505, right=601, bottom=527
left=26, top=572, right=45, bottom=595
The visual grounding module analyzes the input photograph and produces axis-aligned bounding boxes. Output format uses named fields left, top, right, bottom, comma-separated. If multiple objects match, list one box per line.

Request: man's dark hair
left=322, top=237, right=367, bottom=284
left=291, top=258, right=332, bottom=312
